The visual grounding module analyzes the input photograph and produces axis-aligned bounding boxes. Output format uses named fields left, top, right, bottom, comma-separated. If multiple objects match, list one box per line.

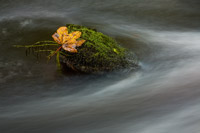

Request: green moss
left=14, top=24, right=138, bottom=73
left=60, top=24, right=138, bottom=72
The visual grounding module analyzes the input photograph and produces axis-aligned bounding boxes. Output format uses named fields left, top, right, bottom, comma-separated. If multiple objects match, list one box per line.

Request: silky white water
left=0, top=0, right=200, bottom=132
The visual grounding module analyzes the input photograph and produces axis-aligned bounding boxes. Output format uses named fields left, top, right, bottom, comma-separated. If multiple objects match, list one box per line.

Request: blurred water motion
left=0, top=0, right=200, bottom=133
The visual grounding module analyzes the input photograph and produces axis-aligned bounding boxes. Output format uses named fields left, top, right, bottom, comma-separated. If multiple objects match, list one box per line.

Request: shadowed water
left=0, top=0, right=200, bottom=133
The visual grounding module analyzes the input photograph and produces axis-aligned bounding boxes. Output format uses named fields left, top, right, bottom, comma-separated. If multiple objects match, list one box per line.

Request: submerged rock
left=59, top=24, right=138, bottom=73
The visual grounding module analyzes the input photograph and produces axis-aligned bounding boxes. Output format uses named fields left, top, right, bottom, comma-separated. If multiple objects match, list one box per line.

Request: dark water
left=0, top=0, right=200, bottom=133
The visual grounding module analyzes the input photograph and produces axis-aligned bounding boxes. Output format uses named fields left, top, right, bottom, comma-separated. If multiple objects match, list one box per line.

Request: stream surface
left=0, top=0, right=200, bottom=133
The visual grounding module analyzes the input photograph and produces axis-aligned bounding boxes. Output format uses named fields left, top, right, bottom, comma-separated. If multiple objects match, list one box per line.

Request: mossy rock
left=60, top=24, right=138, bottom=73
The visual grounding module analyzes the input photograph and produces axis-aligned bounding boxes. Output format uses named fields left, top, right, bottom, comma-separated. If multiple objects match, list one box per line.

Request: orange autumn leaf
left=52, top=26, right=85, bottom=53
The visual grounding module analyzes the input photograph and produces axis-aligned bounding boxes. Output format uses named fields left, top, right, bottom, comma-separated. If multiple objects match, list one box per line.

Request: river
left=0, top=0, right=200, bottom=133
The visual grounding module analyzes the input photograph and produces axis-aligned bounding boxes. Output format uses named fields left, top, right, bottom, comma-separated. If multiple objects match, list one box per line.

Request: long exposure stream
left=0, top=0, right=200, bottom=133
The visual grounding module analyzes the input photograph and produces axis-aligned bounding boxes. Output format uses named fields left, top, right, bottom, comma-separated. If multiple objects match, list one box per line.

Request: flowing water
left=0, top=0, right=200, bottom=133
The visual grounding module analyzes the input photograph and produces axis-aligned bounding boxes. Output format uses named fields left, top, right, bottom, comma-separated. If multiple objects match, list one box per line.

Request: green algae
left=60, top=24, right=138, bottom=72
